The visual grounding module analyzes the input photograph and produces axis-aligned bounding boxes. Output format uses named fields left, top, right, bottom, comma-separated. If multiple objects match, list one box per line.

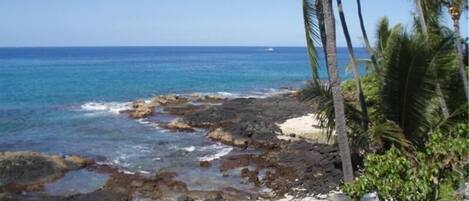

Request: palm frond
left=302, top=0, right=321, bottom=81
left=345, top=58, right=373, bottom=73
left=375, top=17, right=391, bottom=55
left=380, top=29, right=437, bottom=149
left=299, top=82, right=364, bottom=142
left=370, top=120, right=414, bottom=152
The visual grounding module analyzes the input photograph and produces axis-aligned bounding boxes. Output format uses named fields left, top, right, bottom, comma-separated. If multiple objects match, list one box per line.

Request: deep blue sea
left=0, top=47, right=367, bottom=192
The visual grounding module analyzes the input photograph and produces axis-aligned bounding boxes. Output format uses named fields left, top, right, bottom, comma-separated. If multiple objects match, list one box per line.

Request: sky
left=0, top=0, right=467, bottom=47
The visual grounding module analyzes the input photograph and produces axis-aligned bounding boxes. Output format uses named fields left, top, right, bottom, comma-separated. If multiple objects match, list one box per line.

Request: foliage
left=343, top=126, right=469, bottom=200
left=380, top=29, right=438, bottom=149
left=302, top=0, right=321, bottom=81
left=342, top=74, right=382, bottom=122
left=299, top=82, right=363, bottom=143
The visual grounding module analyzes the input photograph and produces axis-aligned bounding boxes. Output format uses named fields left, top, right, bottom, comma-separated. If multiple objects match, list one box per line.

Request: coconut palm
left=378, top=24, right=459, bottom=149
left=443, top=0, right=469, bottom=100
left=302, top=0, right=354, bottom=183
left=356, top=0, right=381, bottom=78
left=321, top=0, right=354, bottom=183
left=315, top=0, right=330, bottom=80
left=413, top=0, right=452, bottom=118
left=302, top=0, right=320, bottom=80
left=336, top=0, right=369, bottom=131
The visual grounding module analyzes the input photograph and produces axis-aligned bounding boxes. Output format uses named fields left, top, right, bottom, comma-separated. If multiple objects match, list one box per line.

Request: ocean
left=0, top=46, right=367, bottom=192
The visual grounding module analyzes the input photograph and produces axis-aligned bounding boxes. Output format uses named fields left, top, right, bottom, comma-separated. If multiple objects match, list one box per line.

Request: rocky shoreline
left=0, top=92, right=344, bottom=201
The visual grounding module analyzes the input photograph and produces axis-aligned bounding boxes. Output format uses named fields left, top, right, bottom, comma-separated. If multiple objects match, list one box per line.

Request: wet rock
left=4, top=190, right=128, bottom=201
left=208, top=128, right=234, bottom=145
left=240, top=168, right=260, bottom=186
left=200, top=161, right=211, bottom=168
left=130, top=180, right=144, bottom=188
left=189, top=94, right=226, bottom=103
left=165, top=118, right=195, bottom=132
left=203, top=193, right=224, bottom=201
left=184, top=95, right=312, bottom=147
left=128, top=100, right=155, bottom=119
left=0, top=152, right=89, bottom=192
left=151, top=94, right=189, bottom=106
left=219, top=155, right=252, bottom=172
left=177, top=195, right=195, bottom=201
left=232, top=138, right=250, bottom=147
left=165, top=104, right=209, bottom=116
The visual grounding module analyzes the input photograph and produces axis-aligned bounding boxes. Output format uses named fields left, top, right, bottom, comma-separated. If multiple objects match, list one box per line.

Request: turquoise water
left=0, top=47, right=366, bottom=192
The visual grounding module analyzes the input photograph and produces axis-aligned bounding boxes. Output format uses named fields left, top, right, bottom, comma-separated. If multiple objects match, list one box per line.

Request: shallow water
left=0, top=47, right=367, bottom=194
left=45, top=169, right=110, bottom=196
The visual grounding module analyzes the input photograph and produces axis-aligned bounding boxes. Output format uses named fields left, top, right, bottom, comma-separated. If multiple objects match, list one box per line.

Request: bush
left=343, top=127, right=469, bottom=200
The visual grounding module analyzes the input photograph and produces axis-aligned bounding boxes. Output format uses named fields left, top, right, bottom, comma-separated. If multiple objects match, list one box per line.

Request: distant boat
left=265, top=48, right=275, bottom=52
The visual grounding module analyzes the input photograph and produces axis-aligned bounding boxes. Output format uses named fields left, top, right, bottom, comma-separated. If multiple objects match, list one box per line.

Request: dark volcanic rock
left=262, top=141, right=342, bottom=195
left=184, top=95, right=312, bottom=146
left=0, top=152, right=90, bottom=193
left=4, top=190, right=128, bottom=201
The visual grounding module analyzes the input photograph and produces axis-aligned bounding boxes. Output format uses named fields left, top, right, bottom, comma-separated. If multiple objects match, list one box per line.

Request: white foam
left=198, top=146, right=233, bottom=161
left=80, top=101, right=131, bottom=114
left=182, top=146, right=196, bottom=152
left=138, top=170, right=151, bottom=175
left=211, top=88, right=295, bottom=99
left=136, top=119, right=161, bottom=129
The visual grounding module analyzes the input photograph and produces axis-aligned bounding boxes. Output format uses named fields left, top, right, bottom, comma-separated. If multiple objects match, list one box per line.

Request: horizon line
left=0, top=45, right=361, bottom=48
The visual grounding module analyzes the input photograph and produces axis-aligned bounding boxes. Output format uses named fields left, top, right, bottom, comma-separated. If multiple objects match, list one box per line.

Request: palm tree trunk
left=452, top=18, right=469, bottom=100
left=436, top=83, right=450, bottom=118
left=416, top=0, right=428, bottom=33
left=415, top=0, right=453, bottom=115
left=356, top=0, right=381, bottom=78
left=337, top=0, right=369, bottom=130
left=321, top=0, right=354, bottom=183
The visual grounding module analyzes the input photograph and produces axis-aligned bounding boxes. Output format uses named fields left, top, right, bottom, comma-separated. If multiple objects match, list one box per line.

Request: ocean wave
left=198, top=143, right=233, bottom=161
left=78, top=88, right=293, bottom=115
left=182, top=146, right=196, bottom=152
left=188, top=88, right=294, bottom=100
left=217, top=88, right=294, bottom=99
left=80, top=101, right=131, bottom=114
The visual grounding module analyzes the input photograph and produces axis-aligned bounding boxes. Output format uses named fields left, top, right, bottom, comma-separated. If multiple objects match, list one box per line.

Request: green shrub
left=343, top=127, right=469, bottom=200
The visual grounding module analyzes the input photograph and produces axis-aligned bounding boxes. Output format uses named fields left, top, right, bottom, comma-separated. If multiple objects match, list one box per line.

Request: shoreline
left=0, top=90, right=344, bottom=201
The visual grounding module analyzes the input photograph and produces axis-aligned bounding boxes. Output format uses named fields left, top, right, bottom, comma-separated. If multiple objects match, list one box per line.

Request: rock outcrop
left=0, top=152, right=90, bottom=192
left=164, top=118, right=195, bottom=132
left=128, top=101, right=155, bottom=119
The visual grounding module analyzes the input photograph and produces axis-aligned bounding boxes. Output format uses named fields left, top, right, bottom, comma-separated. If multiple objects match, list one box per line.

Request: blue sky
left=0, top=0, right=467, bottom=47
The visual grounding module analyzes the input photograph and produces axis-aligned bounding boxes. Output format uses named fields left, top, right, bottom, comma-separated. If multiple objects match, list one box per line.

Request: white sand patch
left=276, top=113, right=334, bottom=144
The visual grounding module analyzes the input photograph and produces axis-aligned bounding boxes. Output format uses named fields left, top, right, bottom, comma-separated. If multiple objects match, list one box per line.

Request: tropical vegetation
left=301, top=0, right=468, bottom=199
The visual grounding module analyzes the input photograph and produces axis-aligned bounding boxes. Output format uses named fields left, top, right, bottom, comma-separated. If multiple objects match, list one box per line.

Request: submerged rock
left=0, top=152, right=90, bottom=192
left=200, top=161, right=211, bottom=168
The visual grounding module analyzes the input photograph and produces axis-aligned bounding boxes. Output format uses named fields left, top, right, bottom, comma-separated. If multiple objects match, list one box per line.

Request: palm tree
left=321, top=0, right=354, bottom=183
left=336, top=0, right=369, bottom=130
left=415, top=0, right=429, bottom=33
left=315, top=0, right=330, bottom=80
left=380, top=26, right=457, bottom=149
left=302, top=0, right=354, bottom=183
left=356, top=0, right=381, bottom=78
left=443, top=0, right=469, bottom=100
left=302, top=0, right=320, bottom=80
left=414, top=0, right=451, bottom=118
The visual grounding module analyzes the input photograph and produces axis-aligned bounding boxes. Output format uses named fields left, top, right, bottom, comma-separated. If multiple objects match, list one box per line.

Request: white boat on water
left=265, top=48, right=275, bottom=52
